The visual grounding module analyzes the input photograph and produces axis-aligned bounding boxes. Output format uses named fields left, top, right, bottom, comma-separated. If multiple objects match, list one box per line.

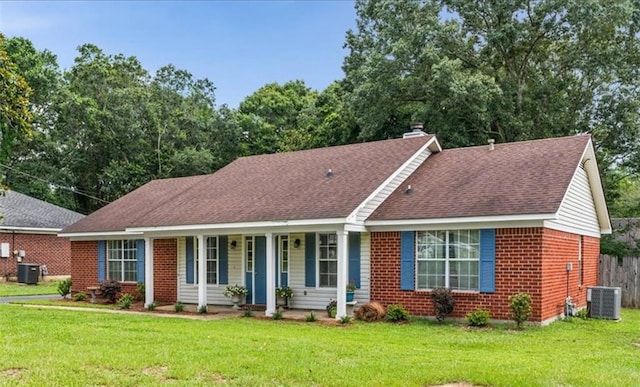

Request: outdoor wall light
left=230, top=240, right=237, bottom=249
left=294, top=238, right=301, bottom=248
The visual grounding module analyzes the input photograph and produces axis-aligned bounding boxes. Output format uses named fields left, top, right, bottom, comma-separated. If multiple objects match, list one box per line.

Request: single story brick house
left=60, top=128, right=610, bottom=324
left=1, top=190, right=85, bottom=280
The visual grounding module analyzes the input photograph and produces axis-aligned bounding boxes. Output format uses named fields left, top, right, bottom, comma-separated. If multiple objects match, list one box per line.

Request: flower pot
left=231, top=294, right=242, bottom=309
left=346, top=291, right=355, bottom=302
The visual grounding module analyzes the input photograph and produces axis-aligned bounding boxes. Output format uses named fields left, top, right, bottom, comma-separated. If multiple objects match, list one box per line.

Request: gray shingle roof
left=368, top=135, right=591, bottom=220
left=62, top=136, right=434, bottom=233
left=0, top=190, right=85, bottom=229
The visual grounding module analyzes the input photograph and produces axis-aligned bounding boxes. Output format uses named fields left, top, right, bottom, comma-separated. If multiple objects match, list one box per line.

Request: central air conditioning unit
left=587, top=286, right=621, bottom=320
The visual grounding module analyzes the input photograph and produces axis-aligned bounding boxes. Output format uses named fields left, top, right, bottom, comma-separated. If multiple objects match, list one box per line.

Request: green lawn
left=0, top=281, right=59, bottom=296
left=1, top=306, right=639, bottom=386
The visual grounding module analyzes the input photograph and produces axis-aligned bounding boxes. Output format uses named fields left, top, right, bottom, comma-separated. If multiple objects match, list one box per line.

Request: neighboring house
left=60, top=128, right=610, bottom=324
left=1, top=190, right=85, bottom=279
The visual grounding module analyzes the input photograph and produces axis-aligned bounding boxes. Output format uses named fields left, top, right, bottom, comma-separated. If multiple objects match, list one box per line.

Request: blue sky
left=0, top=1, right=357, bottom=107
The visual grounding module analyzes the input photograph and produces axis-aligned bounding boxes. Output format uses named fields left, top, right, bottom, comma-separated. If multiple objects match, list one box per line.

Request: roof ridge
left=440, top=134, right=589, bottom=152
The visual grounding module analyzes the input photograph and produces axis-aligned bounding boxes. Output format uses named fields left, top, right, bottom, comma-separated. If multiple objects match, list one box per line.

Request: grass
left=0, top=281, right=59, bottom=296
left=0, top=306, right=639, bottom=386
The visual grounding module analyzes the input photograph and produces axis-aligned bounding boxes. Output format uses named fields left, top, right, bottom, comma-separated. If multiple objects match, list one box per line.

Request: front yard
left=0, top=281, right=58, bottom=296
left=0, top=305, right=639, bottom=386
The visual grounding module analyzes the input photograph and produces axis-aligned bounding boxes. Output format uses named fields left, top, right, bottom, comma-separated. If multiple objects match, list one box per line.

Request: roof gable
left=62, top=136, right=433, bottom=234
left=368, top=135, right=593, bottom=221
left=0, top=190, right=85, bottom=230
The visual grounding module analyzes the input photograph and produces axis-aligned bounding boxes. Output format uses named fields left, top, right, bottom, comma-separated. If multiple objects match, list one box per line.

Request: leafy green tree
left=343, top=0, right=640, bottom=182
left=0, top=34, right=33, bottom=172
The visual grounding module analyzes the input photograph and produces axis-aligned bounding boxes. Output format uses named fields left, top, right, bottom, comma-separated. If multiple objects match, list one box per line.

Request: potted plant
left=275, top=286, right=293, bottom=308
left=346, top=279, right=357, bottom=302
left=223, top=284, right=248, bottom=309
left=326, top=299, right=337, bottom=318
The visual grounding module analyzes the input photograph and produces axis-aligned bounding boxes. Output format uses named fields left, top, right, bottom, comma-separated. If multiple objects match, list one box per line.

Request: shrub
left=136, top=282, right=145, bottom=301
left=198, top=304, right=208, bottom=314
left=57, top=278, right=72, bottom=298
left=147, top=301, right=156, bottom=311
left=326, top=300, right=337, bottom=318
left=272, top=310, right=283, bottom=320
left=243, top=307, right=253, bottom=318
left=73, top=292, right=87, bottom=302
left=385, top=304, right=410, bottom=322
left=118, top=293, right=134, bottom=309
left=509, top=292, right=532, bottom=328
left=466, top=308, right=491, bottom=327
left=174, top=302, right=184, bottom=313
left=431, top=288, right=456, bottom=322
left=575, top=308, right=589, bottom=319
left=100, top=280, right=122, bottom=304
left=340, top=315, right=352, bottom=324
left=305, top=312, right=316, bottom=322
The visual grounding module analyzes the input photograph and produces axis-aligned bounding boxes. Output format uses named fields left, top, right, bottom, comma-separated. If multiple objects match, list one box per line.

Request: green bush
left=73, top=292, right=87, bottom=302
left=466, top=308, right=491, bottom=327
left=174, top=302, right=184, bottom=313
left=136, top=282, right=145, bottom=301
left=100, top=280, right=121, bottom=304
left=272, top=310, right=283, bottom=320
left=305, top=311, right=316, bottom=322
left=118, top=293, right=135, bottom=309
left=198, top=305, right=208, bottom=314
left=340, top=315, right=352, bottom=324
left=57, top=278, right=72, bottom=298
left=431, top=288, right=456, bottom=322
left=326, top=300, right=337, bottom=318
left=243, top=307, right=253, bottom=317
left=509, top=292, right=532, bottom=328
left=385, top=304, right=410, bottom=322
left=146, top=301, right=156, bottom=311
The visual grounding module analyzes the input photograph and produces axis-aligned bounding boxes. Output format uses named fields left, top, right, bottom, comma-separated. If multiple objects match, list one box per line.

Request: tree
left=343, top=0, right=640, bottom=186
left=237, top=80, right=319, bottom=155
left=0, top=34, right=33, bottom=173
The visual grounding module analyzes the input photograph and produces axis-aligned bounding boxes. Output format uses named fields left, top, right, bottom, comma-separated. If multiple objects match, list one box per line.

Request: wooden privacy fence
left=599, top=255, right=639, bottom=308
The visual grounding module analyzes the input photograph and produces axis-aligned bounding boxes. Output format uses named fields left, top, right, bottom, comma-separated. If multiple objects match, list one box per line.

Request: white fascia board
left=344, top=223, right=368, bottom=232
left=346, top=136, right=439, bottom=223
left=543, top=220, right=602, bottom=239
left=58, top=231, right=144, bottom=240
left=1, top=226, right=61, bottom=234
left=580, top=139, right=612, bottom=234
left=125, top=218, right=351, bottom=238
left=365, top=213, right=555, bottom=231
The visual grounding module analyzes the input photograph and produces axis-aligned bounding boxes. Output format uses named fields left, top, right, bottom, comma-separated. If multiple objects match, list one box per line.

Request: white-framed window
left=416, top=230, right=480, bottom=291
left=107, top=240, right=137, bottom=282
left=318, top=233, right=337, bottom=287
left=279, top=235, right=289, bottom=274
left=193, top=236, right=218, bottom=284
left=246, top=236, right=254, bottom=273
left=206, top=236, right=218, bottom=284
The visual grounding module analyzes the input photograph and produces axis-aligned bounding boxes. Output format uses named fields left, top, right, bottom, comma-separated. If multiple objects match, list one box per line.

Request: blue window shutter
left=400, top=231, right=415, bottom=290
left=97, top=240, right=106, bottom=282
left=348, top=232, right=361, bottom=288
left=304, top=233, right=316, bottom=287
left=219, top=236, right=228, bottom=285
left=136, top=239, right=145, bottom=283
left=479, top=229, right=496, bottom=293
left=186, top=236, right=194, bottom=284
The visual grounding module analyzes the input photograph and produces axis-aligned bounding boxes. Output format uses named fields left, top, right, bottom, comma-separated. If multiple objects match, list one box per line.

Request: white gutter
left=58, top=231, right=144, bottom=238
left=126, top=217, right=349, bottom=233
left=1, top=226, right=61, bottom=234
left=365, top=213, right=557, bottom=228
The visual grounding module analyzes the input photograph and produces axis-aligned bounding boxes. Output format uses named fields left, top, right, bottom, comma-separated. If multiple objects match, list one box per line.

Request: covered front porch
left=139, top=224, right=369, bottom=321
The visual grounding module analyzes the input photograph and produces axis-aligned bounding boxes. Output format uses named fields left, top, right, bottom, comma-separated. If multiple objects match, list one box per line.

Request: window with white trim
left=108, top=240, right=137, bottom=282
left=206, top=236, right=218, bottom=284
left=279, top=235, right=289, bottom=273
left=416, top=230, right=479, bottom=291
left=318, top=233, right=337, bottom=287
left=193, top=236, right=218, bottom=284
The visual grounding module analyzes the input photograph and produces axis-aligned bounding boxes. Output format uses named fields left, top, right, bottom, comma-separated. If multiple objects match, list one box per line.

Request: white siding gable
left=546, top=166, right=601, bottom=237
left=351, top=138, right=439, bottom=223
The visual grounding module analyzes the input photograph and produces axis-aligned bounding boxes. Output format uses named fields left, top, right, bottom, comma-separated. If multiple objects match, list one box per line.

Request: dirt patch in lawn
left=1, top=368, right=23, bottom=379
left=430, top=383, right=481, bottom=387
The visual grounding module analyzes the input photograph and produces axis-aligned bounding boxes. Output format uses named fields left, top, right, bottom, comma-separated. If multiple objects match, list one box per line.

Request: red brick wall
left=70, top=239, right=178, bottom=302
left=1, top=232, right=72, bottom=277
left=370, top=227, right=600, bottom=323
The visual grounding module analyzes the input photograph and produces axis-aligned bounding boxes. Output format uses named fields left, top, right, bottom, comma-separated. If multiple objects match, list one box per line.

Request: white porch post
left=197, top=234, right=207, bottom=310
left=336, top=230, right=349, bottom=320
left=265, top=232, right=276, bottom=317
left=144, top=237, right=154, bottom=308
